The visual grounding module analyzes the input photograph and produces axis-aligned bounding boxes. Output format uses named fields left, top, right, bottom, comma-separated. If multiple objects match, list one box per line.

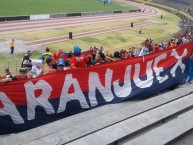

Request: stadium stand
left=151, top=0, right=193, bottom=10
left=1, top=83, right=193, bottom=145
left=141, top=0, right=193, bottom=34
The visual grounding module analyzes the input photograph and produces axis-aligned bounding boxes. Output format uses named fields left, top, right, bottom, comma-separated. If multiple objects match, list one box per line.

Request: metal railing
left=0, top=9, right=140, bottom=22
left=0, top=59, right=20, bottom=76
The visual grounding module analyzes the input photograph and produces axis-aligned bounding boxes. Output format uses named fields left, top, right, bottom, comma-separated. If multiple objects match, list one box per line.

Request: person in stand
left=68, top=50, right=73, bottom=60
left=0, top=73, right=3, bottom=80
left=124, top=50, right=132, bottom=59
left=57, top=59, right=65, bottom=71
left=10, top=39, right=14, bottom=54
left=0, top=68, right=28, bottom=83
left=113, top=51, right=121, bottom=60
left=153, top=44, right=160, bottom=52
left=41, top=47, right=53, bottom=66
left=21, top=50, right=32, bottom=68
left=52, top=49, right=66, bottom=68
left=25, top=62, right=33, bottom=78
left=70, top=46, right=89, bottom=68
left=4, top=68, right=12, bottom=78
left=95, top=52, right=107, bottom=64
left=92, top=46, right=97, bottom=60
left=52, top=49, right=66, bottom=62
left=39, top=57, right=56, bottom=76
left=56, top=59, right=69, bottom=71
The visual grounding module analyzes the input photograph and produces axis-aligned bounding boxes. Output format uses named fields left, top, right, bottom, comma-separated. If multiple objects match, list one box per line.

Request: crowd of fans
left=0, top=29, right=193, bottom=84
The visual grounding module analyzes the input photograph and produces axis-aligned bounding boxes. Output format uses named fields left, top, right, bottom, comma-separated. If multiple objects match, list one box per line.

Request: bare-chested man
left=39, top=57, right=56, bottom=76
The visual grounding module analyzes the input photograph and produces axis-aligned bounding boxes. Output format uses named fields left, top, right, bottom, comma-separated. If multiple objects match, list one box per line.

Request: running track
left=0, top=1, right=160, bottom=46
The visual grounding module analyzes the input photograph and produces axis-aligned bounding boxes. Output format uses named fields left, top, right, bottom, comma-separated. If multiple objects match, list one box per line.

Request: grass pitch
left=0, top=0, right=136, bottom=16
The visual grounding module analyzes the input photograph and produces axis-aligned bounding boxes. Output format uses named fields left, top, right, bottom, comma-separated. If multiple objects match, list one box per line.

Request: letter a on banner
left=57, top=74, right=89, bottom=113
left=0, top=92, right=24, bottom=124
left=25, top=80, right=55, bottom=120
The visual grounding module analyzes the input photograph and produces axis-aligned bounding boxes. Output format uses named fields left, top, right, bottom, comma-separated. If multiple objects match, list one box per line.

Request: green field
left=0, top=0, right=136, bottom=16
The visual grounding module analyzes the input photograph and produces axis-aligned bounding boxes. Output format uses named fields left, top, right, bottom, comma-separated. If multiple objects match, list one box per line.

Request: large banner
left=0, top=42, right=193, bottom=135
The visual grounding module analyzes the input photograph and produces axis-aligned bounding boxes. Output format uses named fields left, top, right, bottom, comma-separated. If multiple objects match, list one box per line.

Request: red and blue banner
left=0, top=42, right=193, bottom=135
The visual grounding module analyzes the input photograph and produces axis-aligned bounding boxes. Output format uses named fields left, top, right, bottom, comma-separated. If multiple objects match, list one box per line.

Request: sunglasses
left=58, top=65, right=64, bottom=67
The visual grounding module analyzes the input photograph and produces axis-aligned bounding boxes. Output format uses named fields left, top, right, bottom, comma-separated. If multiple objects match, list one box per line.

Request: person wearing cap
left=52, top=49, right=66, bottom=63
left=39, top=57, right=56, bottom=76
left=21, top=50, right=32, bottom=68
left=4, top=68, right=12, bottom=78
left=56, top=59, right=68, bottom=71
left=0, top=68, right=28, bottom=83
left=52, top=49, right=67, bottom=69
left=41, top=47, right=53, bottom=66
left=70, top=46, right=89, bottom=68
left=14, top=68, right=28, bottom=80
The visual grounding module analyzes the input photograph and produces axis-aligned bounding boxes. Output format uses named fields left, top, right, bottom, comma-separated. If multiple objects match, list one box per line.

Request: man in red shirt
left=154, top=44, right=160, bottom=52
left=52, top=49, right=66, bottom=62
left=12, top=68, right=28, bottom=80
left=70, top=46, right=89, bottom=68
left=0, top=68, right=28, bottom=83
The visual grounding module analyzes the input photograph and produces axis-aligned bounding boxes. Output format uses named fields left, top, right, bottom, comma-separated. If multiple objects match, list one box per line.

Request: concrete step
left=121, top=108, right=193, bottom=145
left=1, top=84, right=193, bottom=145
left=167, top=129, right=193, bottom=145
left=66, top=93, right=193, bottom=145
